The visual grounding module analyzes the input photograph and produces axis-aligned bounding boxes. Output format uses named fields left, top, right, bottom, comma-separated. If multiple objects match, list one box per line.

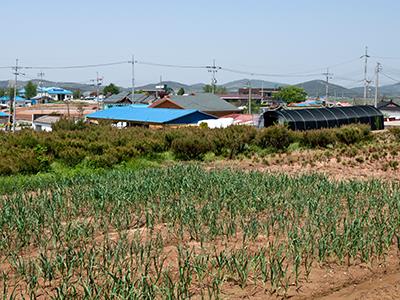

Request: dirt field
left=204, top=146, right=400, bottom=299
left=1, top=130, right=400, bottom=299
left=206, top=138, right=400, bottom=182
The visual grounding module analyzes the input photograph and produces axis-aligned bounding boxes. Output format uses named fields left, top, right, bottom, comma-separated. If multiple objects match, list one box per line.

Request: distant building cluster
left=2, top=80, right=400, bottom=132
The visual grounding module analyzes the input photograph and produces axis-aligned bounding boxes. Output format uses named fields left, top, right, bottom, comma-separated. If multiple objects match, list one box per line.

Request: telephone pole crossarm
left=206, top=60, right=221, bottom=94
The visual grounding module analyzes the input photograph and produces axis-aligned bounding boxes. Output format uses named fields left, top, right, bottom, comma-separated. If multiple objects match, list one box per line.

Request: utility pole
left=131, top=55, right=135, bottom=102
left=322, top=68, right=333, bottom=103
left=361, top=46, right=370, bottom=100
left=11, top=59, right=23, bottom=133
left=207, top=59, right=219, bottom=94
left=261, top=81, right=264, bottom=101
left=374, top=62, right=382, bottom=108
left=91, top=73, right=103, bottom=110
left=247, top=79, right=252, bottom=115
left=37, top=71, right=45, bottom=92
left=365, top=80, right=372, bottom=103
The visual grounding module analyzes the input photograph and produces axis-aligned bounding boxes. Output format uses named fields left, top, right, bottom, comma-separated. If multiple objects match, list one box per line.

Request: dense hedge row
left=0, top=121, right=372, bottom=175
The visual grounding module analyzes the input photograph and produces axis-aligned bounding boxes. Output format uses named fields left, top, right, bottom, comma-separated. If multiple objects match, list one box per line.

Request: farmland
left=1, top=164, right=400, bottom=299
left=1, top=124, right=400, bottom=298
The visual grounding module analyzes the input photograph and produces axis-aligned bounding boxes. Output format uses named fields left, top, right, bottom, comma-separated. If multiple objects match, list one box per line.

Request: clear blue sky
left=1, top=0, right=400, bottom=87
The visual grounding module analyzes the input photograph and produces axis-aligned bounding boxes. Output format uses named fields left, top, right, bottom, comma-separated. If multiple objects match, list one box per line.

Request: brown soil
left=3, top=142, right=400, bottom=299
left=205, top=150, right=400, bottom=182
left=200, top=152, right=400, bottom=299
left=3, top=219, right=400, bottom=299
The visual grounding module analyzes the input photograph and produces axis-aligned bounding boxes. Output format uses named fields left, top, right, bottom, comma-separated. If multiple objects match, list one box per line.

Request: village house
left=149, top=93, right=240, bottom=117
left=32, top=114, right=62, bottom=132
left=86, top=106, right=216, bottom=127
left=103, top=91, right=157, bottom=109
left=377, top=100, right=400, bottom=120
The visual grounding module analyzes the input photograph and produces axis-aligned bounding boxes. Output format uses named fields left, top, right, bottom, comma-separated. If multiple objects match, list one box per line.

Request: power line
left=135, top=60, right=208, bottom=69
left=22, top=61, right=130, bottom=70
left=371, top=56, right=400, bottom=60
left=220, top=67, right=322, bottom=78
left=381, top=71, right=400, bottom=83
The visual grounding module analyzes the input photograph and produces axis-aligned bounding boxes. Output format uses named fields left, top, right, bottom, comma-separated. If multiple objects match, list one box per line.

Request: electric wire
left=381, top=72, right=400, bottom=83
left=135, top=61, right=208, bottom=69
left=21, top=61, right=130, bottom=70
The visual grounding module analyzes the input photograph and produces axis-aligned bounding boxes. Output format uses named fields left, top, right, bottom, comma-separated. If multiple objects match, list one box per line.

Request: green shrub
left=58, top=147, right=88, bottom=167
left=52, top=118, right=87, bottom=131
left=335, top=124, right=371, bottom=145
left=256, top=125, right=296, bottom=150
left=302, top=128, right=337, bottom=148
left=215, top=126, right=257, bottom=158
left=87, top=148, right=121, bottom=168
left=171, top=136, right=210, bottom=160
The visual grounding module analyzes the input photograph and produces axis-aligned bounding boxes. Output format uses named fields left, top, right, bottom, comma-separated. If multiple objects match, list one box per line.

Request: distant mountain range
left=295, top=80, right=359, bottom=97
left=2, top=78, right=400, bottom=98
left=219, top=79, right=287, bottom=91
left=135, top=79, right=286, bottom=93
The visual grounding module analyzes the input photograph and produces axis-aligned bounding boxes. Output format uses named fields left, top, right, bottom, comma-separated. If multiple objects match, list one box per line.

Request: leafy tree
left=203, top=84, right=227, bottom=94
left=73, top=89, right=82, bottom=99
left=103, top=83, right=120, bottom=96
left=24, top=81, right=37, bottom=99
left=273, top=86, right=307, bottom=103
left=177, top=88, right=185, bottom=95
left=0, top=88, right=5, bottom=97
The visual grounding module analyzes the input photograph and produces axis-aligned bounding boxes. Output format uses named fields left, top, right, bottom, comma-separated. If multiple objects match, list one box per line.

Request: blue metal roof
left=86, top=106, right=216, bottom=124
left=44, top=87, right=73, bottom=95
left=0, top=111, right=10, bottom=117
left=0, top=96, right=29, bottom=102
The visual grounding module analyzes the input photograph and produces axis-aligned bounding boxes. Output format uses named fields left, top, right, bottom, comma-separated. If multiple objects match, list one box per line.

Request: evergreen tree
left=25, top=81, right=37, bottom=99
left=103, top=83, right=120, bottom=95
left=177, top=88, right=185, bottom=95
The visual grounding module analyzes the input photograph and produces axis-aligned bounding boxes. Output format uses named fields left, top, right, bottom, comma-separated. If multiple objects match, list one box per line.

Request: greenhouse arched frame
left=261, top=106, right=384, bottom=131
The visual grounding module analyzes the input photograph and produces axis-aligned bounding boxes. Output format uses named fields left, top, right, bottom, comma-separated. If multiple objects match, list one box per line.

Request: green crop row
left=1, top=165, right=399, bottom=298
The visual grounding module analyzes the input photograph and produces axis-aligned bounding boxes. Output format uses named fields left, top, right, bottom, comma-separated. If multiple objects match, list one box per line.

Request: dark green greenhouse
left=260, top=106, right=384, bottom=131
